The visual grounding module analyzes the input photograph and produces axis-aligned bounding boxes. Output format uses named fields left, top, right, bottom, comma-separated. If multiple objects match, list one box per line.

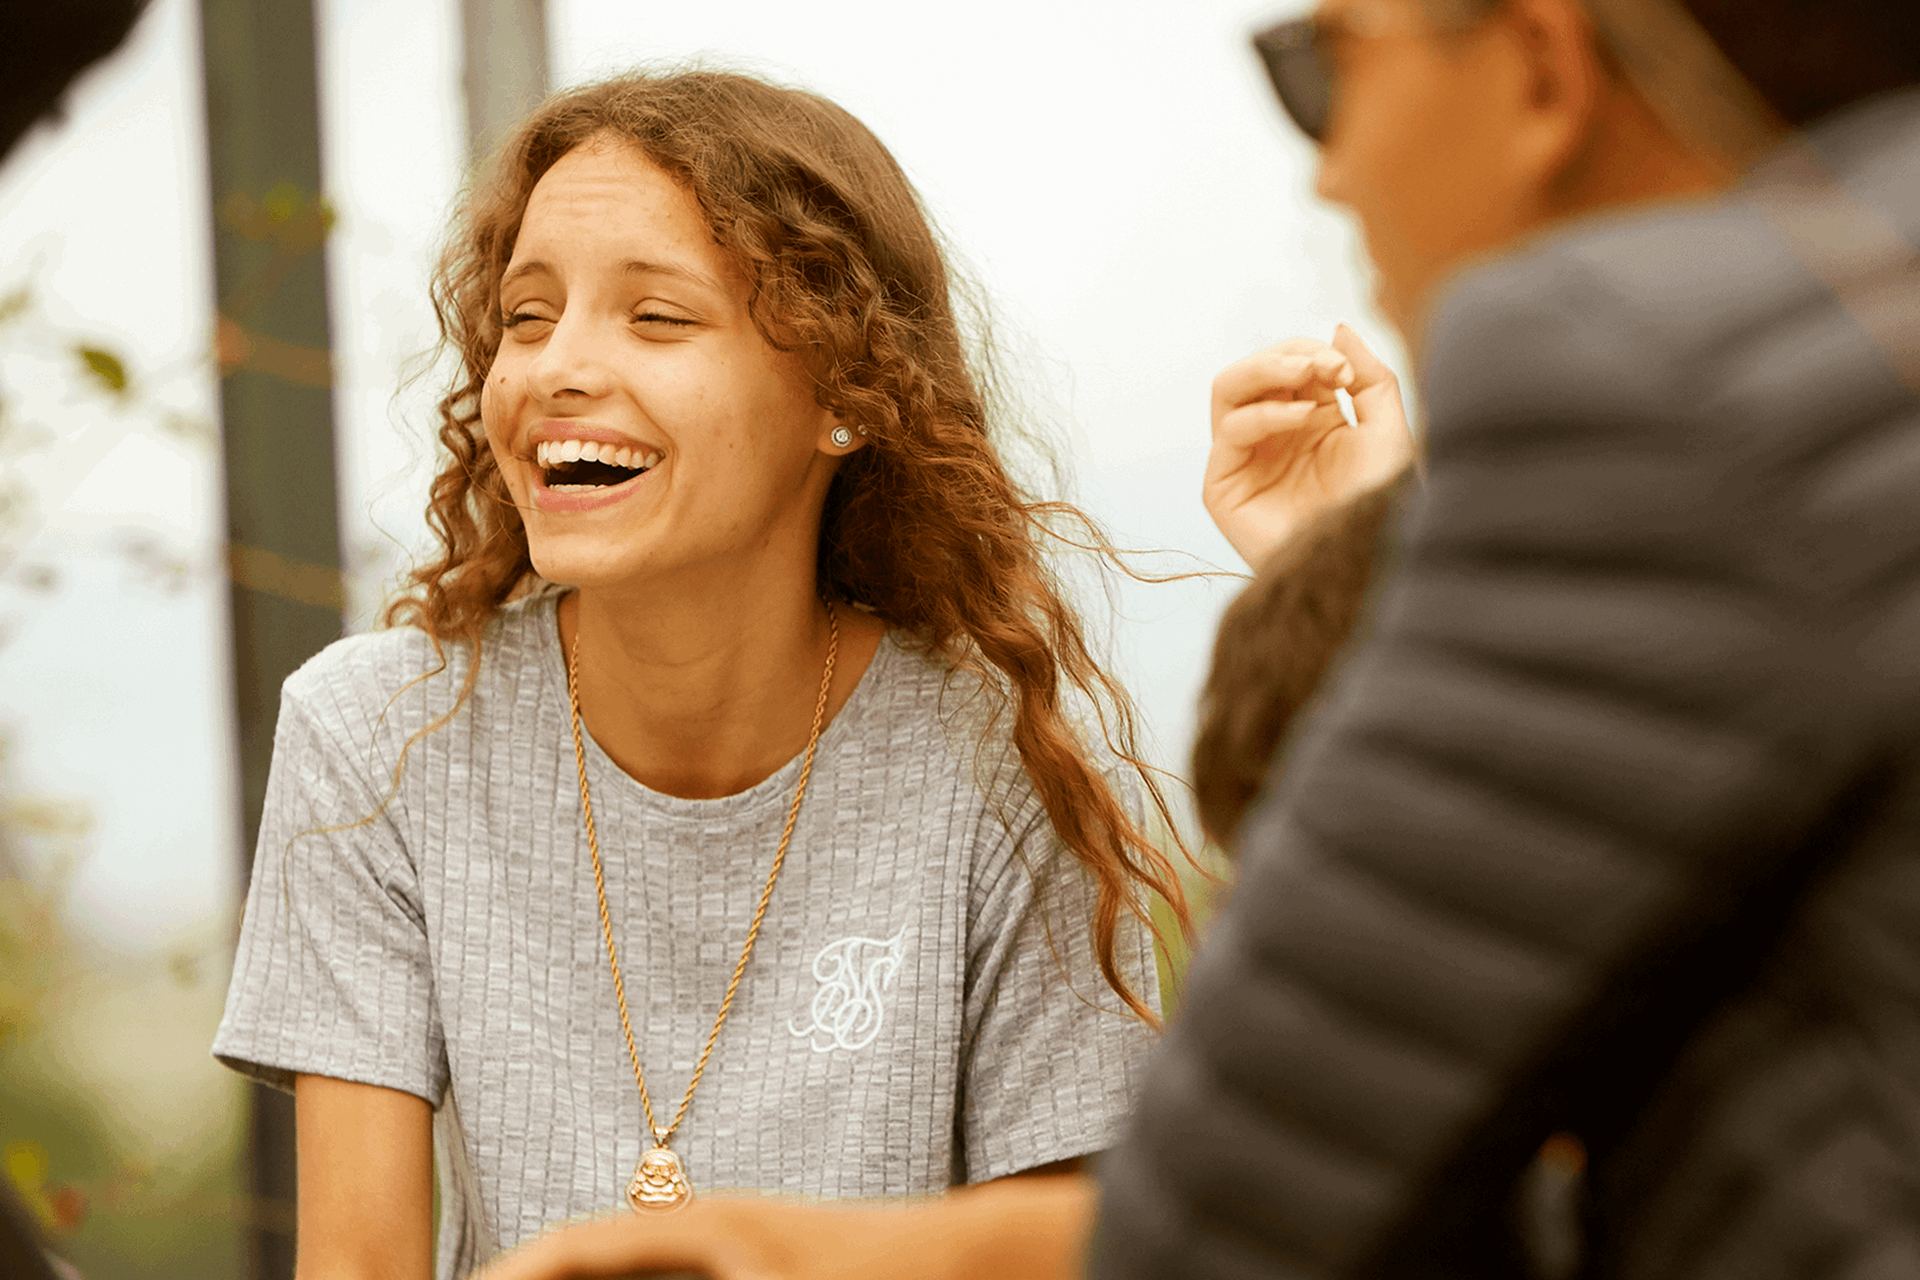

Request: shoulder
left=1423, top=97, right=1920, bottom=471
left=860, top=631, right=1144, bottom=895
left=856, top=631, right=992, bottom=756
left=280, top=623, right=462, bottom=737
left=278, top=596, right=553, bottom=752
left=282, top=626, right=448, bottom=708
left=1421, top=198, right=1801, bottom=459
left=859, top=630, right=1118, bottom=822
left=1410, top=165, right=1919, bottom=596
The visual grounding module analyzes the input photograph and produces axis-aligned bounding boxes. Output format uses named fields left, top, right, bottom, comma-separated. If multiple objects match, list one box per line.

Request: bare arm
left=999, top=1156, right=1084, bottom=1180
left=477, top=1176, right=1094, bottom=1280
left=294, top=1074, right=434, bottom=1280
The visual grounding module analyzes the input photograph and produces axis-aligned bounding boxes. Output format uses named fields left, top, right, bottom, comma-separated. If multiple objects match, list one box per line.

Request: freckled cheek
left=478, top=374, right=523, bottom=471
left=669, top=383, right=740, bottom=461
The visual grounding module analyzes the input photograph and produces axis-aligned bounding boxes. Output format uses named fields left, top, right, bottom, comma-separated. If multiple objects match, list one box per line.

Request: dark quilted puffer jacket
left=1091, top=87, right=1920, bottom=1280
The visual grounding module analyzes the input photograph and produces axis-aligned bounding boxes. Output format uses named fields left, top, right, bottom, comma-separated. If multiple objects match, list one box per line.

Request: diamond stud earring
left=830, top=426, right=854, bottom=448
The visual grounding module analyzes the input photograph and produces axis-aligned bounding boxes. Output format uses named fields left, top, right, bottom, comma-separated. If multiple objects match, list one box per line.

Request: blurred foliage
left=0, top=272, right=211, bottom=638
left=0, top=945, right=246, bottom=1278
left=0, top=273, right=215, bottom=557
left=0, top=741, right=246, bottom=1279
left=216, top=182, right=339, bottom=325
left=74, top=349, right=127, bottom=397
left=0, top=789, right=86, bottom=1048
left=0, top=268, right=241, bottom=1278
left=220, top=182, right=335, bottom=250
left=7, top=1136, right=95, bottom=1239
left=1140, top=790, right=1234, bottom=1019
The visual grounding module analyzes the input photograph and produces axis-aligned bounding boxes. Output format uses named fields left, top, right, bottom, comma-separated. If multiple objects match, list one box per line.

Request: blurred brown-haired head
left=389, top=68, right=1192, bottom=1022
left=1191, top=481, right=1402, bottom=850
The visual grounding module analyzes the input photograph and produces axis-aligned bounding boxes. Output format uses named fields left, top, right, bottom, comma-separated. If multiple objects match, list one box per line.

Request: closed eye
left=500, top=311, right=550, bottom=329
left=634, top=311, right=695, bottom=327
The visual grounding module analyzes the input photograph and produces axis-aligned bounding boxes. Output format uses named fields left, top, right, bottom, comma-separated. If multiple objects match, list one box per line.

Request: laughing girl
left=213, top=70, right=1188, bottom=1278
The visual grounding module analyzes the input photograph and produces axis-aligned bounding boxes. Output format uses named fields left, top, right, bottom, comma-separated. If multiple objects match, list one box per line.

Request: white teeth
left=537, top=439, right=660, bottom=476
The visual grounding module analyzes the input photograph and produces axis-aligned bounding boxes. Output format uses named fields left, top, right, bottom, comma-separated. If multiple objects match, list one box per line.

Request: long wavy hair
left=386, top=69, right=1191, bottom=1022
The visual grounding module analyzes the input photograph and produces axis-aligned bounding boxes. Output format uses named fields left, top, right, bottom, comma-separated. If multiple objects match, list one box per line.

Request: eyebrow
left=499, top=258, right=724, bottom=293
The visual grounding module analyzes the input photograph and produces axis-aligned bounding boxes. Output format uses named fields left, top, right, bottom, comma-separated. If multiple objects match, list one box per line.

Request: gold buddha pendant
left=626, top=1145, right=693, bottom=1213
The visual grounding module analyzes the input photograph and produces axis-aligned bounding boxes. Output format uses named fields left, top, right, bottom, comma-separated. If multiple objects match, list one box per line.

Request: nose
left=526, top=310, right=616, bottom=403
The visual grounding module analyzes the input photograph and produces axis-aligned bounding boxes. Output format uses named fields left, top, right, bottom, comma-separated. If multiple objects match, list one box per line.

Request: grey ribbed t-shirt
left=213, top=593, right=1158, bottom=1276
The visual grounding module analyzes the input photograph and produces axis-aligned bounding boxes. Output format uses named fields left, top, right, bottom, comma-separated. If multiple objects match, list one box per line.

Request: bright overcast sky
left=0, top=0, right=1393, bottom=952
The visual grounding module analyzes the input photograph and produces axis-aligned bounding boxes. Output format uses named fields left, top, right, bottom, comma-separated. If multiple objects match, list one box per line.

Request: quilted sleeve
left=1088, top=220, right=1897, bottom=1279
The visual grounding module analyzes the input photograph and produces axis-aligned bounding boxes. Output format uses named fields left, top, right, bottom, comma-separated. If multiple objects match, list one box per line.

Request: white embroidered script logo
left=789, top=927, right=908, bottom=1053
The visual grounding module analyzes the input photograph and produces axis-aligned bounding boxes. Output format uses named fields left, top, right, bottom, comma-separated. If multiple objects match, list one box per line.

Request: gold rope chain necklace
left=564, top=600, right=839, bottom=1213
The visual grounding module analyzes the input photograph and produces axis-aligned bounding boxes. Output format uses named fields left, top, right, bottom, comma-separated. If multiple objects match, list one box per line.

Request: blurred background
left=0, top=0, right=1394, bottom=1274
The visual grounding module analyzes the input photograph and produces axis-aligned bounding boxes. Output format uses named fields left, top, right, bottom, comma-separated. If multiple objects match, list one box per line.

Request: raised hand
left=1202, top=325, right=1414, bottom=570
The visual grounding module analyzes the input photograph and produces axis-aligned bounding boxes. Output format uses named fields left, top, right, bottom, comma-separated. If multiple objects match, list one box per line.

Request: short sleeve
left=212, top=684, right=448, bottom=1105
left=957, top=781, right=1161, bottom=1182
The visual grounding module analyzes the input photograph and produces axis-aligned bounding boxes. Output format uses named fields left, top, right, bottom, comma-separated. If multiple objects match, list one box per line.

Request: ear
left=1497, top=0, right=1608, bottom=195
left=818, top=418, right=869, bottom=456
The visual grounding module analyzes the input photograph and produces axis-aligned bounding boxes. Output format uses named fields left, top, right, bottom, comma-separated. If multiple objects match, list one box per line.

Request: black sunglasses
left=1252, top=17, right=1336, bottom=143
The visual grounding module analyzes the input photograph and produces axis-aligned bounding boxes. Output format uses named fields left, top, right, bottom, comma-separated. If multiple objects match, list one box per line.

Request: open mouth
left=536, top=439, right=662, bottom=491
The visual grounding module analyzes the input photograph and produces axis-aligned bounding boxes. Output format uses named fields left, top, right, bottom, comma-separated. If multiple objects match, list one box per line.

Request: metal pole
left=461, top=0, right=550, bottom=164
left=198, top=0, right=344, bottom=1274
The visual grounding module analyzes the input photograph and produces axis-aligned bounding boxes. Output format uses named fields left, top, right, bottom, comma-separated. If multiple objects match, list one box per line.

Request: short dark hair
left=1442, top=0, right=1918, bottom=127
left=1681, top=0, right=1920, bottom=126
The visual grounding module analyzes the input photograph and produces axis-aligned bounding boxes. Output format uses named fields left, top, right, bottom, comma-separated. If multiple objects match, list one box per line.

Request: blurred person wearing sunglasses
left=1096, top=0, right=1920, bottom=1278
left=468, top=1, right=1920, bottom=1278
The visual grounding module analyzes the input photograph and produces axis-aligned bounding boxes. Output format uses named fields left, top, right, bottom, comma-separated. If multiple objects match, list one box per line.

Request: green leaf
left=263, top=180, right=303, bottom=223
left=75, top=346, right=128, bottom=395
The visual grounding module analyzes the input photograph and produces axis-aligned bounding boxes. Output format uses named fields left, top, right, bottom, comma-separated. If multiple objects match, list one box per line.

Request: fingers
left=1329, top=325, right=1414, bottom=465
left=1207, top=329, right=1412, bottom=499
left=1212, top=395, right=1346, bottom=451
left=1329, top=324, right=1395, bottom=395
left=1206, top=398, right=1350, bottom=489
left=1212, top=341, right=1354, bottom=432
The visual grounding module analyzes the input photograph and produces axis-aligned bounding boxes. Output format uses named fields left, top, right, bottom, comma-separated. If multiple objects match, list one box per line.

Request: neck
left=1551, top=79, right=1737, bottom=217
left=1401, top=88, right=1737, bottom=349
left=560, top=568, right=883, bottom=800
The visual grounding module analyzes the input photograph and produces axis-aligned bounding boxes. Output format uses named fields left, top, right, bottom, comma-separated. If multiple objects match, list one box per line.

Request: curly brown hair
left=385, top=68, right=1191, bottom=1022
